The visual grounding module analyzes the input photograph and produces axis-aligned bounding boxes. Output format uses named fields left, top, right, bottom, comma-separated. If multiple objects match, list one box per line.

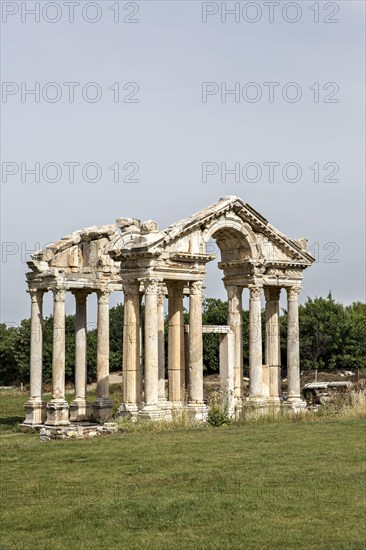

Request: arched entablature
left=202, top=213, right=260, bottom=265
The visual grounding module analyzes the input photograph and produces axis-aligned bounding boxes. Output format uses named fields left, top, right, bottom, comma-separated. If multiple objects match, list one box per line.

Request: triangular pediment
left=161, top=196, right=314, bottom=266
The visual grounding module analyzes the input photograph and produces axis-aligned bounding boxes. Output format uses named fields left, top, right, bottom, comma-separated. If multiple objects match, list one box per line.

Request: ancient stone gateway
left=24, top=196, right=314, bottom=427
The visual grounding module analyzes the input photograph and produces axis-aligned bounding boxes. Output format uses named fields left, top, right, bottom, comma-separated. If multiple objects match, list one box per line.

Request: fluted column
left=187, top=281, right=207, bottom=420
left=46, top=288, right=69, bottom=425
left=140, top=279, right=164, bottom=419
left=264, top=287, right=281, bottom=402
left=119, top=280, right=141, bottom=417
left=226, top=285, right=243, bottom=413
left=93, top=288, right=113, bottom=422
left=248, top=286, right=263, bottom=401
left=286, top=287, right=305, bottom=409
left=24, top=288, right=46, bottom=425
left=158, top=285, right=167, bottom=402
left=70, top=290, right=91, bottom=421
left=168, top=281, right=185, bottom=406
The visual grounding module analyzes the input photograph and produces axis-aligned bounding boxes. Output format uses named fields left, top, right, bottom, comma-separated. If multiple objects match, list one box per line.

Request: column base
left=170, top=400, right=184, bottom=410
left=186, top=402, right=209, bottom=422
left=282, top=398, right=307, bottom=413
left=266, top=397, right=283, bottom=413
left=157, top=399, right=173, bottom=421
left=138, top=404, right=166, bottom=421
left=243, top=397, right=271, bottom=418
left=92, top=399, right=114, bottom=423
left=159, top=398, right=174, bottom=411
left=158, top=396, right=170, bottom=407
left=232, top=397, right=243, bottom=419
left=23, top=399, right=47, bottom=425
left=117, top=402, right=140, bottom=420
left=69, top=398, right=92, bottom=422
left=45, top=399, right=70, bottom=426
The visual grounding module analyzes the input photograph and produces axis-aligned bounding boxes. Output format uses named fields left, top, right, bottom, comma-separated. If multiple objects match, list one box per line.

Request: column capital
left=157, top=283, right=167, bottom=306
left=122, top=279, right=140, bottom=296
left=190, top=281, right=204, bottom=297
left=53, top=288, right=66, bottom=302
left=225, top=285, right=243, bottom=300
left=264, top=287, right=281, bottom=302
left=72, top=289, right=92, bottom=302
left=167, top=280, right=185, bottom=294
left=143, top=278, right=161, bottom=295
left=96, top=288, right=111, bottom=304
left=28, top=288, right=45, bottom=302
left=287, top=287, right=301, bottom=301
left=249, top=286, right=262, bottom=301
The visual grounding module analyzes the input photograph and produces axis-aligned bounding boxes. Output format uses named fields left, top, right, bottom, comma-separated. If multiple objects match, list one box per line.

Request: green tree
left=109, top=303, right=124, bottom=372
left=339, top=302, right=366, bottom=369
left=202, top=298, right=228, bottom=373
left=280, top=292, right=365, bottom=371
left=0, top=323, right=19, bottom=385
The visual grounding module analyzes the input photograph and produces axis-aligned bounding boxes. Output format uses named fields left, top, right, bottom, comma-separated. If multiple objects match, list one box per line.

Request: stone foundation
left=39, top=422, right=118, bottom=441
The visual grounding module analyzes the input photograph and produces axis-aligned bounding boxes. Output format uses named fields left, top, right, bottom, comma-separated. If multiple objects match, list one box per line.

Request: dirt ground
left=84, top=369, right=365, bottom=395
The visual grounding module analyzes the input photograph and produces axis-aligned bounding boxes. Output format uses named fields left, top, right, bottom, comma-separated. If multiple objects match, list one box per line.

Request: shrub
left=207, top=390, right=231, bottom=427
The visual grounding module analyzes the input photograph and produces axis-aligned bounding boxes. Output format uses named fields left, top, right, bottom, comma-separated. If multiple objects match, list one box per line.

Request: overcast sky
left=1, top=0, right=365, bottom=324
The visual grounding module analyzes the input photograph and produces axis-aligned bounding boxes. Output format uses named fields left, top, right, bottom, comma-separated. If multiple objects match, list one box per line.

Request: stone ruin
left=23, top=196, right=314, bottom=428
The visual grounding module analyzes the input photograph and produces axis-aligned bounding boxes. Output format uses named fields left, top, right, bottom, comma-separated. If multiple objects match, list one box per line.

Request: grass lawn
left=0, top=393, right=365, bottom=549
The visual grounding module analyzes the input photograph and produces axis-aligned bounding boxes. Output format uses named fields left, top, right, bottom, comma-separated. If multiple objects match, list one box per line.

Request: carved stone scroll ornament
left=190, top=281, right=204, bottom=297
left=53, top=288, right=66, bottom=302
left=97, top=288, right=111, bottom=304
left=249, top=286, right=262, bottom=301
left=287, top=287, right=301, bottom=301
left=143, top=279, right=160, bottom=295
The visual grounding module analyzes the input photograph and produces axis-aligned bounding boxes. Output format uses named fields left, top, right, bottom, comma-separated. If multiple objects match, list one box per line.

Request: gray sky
left=1, top=0, right=365, bottom=324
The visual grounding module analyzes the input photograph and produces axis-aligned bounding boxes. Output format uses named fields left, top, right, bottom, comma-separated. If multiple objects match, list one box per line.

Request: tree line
left=0, top=293, right=365, bottom=386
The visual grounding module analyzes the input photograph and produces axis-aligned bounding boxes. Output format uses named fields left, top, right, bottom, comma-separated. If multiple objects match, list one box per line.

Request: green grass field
left=1, top=392, right=365, bottom=550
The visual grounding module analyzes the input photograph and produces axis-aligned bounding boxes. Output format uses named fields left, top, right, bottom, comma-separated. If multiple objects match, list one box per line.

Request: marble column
left=286, top=287, right=306, bottom=409
left=24, top=288, right=46, bottom=425
left=93, top=288, right=113, bottom=422
left=248, top=286, right=263, bottom=402
left=46, top=288, right=69, bottom=425
left=158, top=285, right=167, bottom=403
left=187, top=281, right=207, bottom=420
left=168, top=281, right=185, bottom=407
left=139, top=279, right=164, bottom=419
left=219, top=330, right=235, bottom=418
left=226, top=285, right=243, bottom=414
left=264, top=287, right=282, bottom=403
left=70, top=290, right=91, bottom=421
left=119, top=280, right=141, bottom=417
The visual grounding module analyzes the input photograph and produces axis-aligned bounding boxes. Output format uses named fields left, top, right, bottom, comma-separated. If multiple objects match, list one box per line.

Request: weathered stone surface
left=24, top=197, right=314, bottom=428
left=39, top=422, right=118, bottom=441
